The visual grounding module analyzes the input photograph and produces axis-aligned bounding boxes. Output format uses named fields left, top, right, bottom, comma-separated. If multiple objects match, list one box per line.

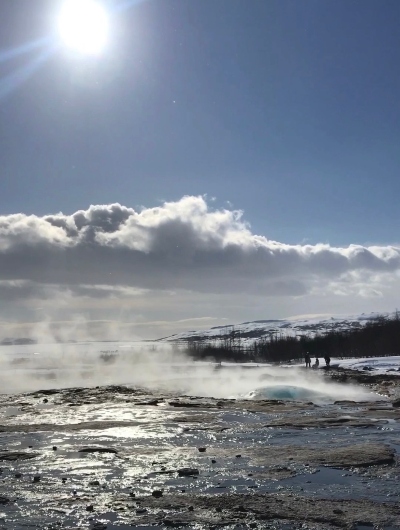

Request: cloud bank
left=1, top=196, right=399, bottom=338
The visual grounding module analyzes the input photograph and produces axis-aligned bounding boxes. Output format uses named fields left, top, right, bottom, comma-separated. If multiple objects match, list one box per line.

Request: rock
left=78, top=447, right=118, bottom=454
left=86, top=505, right=94, bottom=511
left=89, top=480, right=100, bottom=486
left=0, top=452, right=38, bottom=461
left=43, top=398, right=48, bottom=403
left=392, top=399, right=400, bottom=408
left=136, top=399, right=159, bottom=406
left=177, top=468, right=199, bottom=477
left=198, top=447, right=206, bottom=452
left=152, top=490, right=163, bottom=498
left=188, top=506, right=194, bottom=511
left=33, top=475, right=41, bottom=482
left=52, top=446, right=57, bottom=451
left=168, top=401, right=203, bottom=408
left=236, top=454, right=242, bottom=458
left=333, top=508, right=344, bottom=514
left=0, top=497, right=10, bottom=505
left=211, top=459, right=216, bottom=463
left=15, top=473, right=22, bottom=478
left=136, top=508, right=147, bottom=514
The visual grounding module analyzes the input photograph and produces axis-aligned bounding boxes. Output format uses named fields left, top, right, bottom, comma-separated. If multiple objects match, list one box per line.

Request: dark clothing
left=324, top=355, right=331, bottom=367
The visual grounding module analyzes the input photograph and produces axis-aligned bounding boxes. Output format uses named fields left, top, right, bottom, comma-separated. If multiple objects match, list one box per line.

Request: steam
left=0, top=341, right=381, bottom=403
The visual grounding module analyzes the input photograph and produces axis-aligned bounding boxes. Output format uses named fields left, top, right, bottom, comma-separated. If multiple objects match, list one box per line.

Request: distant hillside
left=158, top=312, right=394, bottom=346
left=0, top=338, right=37, bottom=346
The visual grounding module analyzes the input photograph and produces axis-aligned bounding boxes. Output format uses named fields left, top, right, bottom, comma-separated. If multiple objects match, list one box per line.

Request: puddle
left=2, top=406, right=21, bottom=417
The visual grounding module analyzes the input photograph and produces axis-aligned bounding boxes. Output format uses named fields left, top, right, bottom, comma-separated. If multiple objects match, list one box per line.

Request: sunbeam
left=0, top=37, right=51, bottom=64
left=0, top=46, right=57, bottom=101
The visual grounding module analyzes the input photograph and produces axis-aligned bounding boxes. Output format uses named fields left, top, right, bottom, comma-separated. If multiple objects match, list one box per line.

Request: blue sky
left=0, top=0, right=399, bottom=339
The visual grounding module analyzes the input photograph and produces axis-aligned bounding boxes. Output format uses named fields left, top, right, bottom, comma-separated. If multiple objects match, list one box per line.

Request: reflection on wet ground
left=0, top=384, right=399, bottom=529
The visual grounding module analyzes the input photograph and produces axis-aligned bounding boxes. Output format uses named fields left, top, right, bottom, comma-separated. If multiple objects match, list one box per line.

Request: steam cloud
left=0, top=344, right=379, bottom=404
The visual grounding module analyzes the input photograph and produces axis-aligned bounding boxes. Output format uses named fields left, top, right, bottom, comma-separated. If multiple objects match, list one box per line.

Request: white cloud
left=0, top=196, right=399, bottom=338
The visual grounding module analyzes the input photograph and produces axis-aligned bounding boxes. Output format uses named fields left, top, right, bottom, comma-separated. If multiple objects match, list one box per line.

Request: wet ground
left=0, top=368, right=399, bottom=529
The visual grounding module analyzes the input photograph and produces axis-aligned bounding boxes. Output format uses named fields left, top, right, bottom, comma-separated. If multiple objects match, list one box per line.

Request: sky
left=0, top=0, right=400, bottom=340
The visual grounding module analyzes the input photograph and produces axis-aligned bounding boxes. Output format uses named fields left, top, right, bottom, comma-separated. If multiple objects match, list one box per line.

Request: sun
left=57, top=0, right=109, bottom=56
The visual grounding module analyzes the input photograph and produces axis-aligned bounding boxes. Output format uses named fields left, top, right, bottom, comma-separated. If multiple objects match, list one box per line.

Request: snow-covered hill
left=158, top=312, right=394, bottom=346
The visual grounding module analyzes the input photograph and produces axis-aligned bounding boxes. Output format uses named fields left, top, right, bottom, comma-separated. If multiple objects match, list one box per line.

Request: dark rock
left=78, top=447, right=118, bottom=454
left=198, top=447, right=206, bottom=452
left=177, top=468, right=199, bottom=477
left=89, top=480, right=100, bottom=486
left=136, top=399, right=159, bottom=406
left=86, top=505, right=94, bottom=511
left=188, top=506, right=194, bottom=511
left=136, top=508, right=147, bottom=514
left=168, top=401, right=203, bottom=408
left=211, top=459, right=216, bottom=463
left=392, top=399, right=400, bottom=408
left=0, top=452, right=38, bottom=461
left=43, top=398, right=48, bottom=403
left=33, top=475, right=41, bottom=482
left=152, top=490, right=163, bottom=498
left=236, top=454, right=242, bottom=458
left=14, top=473, right=22, bottom=478
left=333, top=508, right=344, bottom=514
left=0, top=497, right=10, bottom=505
left=52, top=446, right=57, bottom=451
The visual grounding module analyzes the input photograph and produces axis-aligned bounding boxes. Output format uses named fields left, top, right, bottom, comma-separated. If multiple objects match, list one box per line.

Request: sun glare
left=58, top=0, right=109, bottom=56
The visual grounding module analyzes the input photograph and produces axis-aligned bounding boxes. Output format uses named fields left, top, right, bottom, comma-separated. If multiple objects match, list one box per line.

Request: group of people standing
left=304, top=352, right=331, bottom=368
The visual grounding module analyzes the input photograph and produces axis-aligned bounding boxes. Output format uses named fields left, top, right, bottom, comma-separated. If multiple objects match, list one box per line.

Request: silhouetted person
left=314, top=357, right=319, bottom=368
left=324, top=354, right=331, bottom=367
left=305, top=352, right=311, bottom=368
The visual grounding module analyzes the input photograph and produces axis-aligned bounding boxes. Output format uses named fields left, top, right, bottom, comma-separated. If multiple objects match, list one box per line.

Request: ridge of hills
left=158, top=311, right=395, bottom=346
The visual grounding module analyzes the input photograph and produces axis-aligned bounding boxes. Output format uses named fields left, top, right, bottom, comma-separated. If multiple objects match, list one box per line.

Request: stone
left=177, top=468, right=199, bottom=477
left=78, top=447, right=118, bottom=454
left=0, top=452, right=38, bottom=461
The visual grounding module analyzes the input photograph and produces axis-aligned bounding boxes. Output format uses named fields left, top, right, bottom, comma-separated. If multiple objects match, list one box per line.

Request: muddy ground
left=0, top=367, right=399, bottom=530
